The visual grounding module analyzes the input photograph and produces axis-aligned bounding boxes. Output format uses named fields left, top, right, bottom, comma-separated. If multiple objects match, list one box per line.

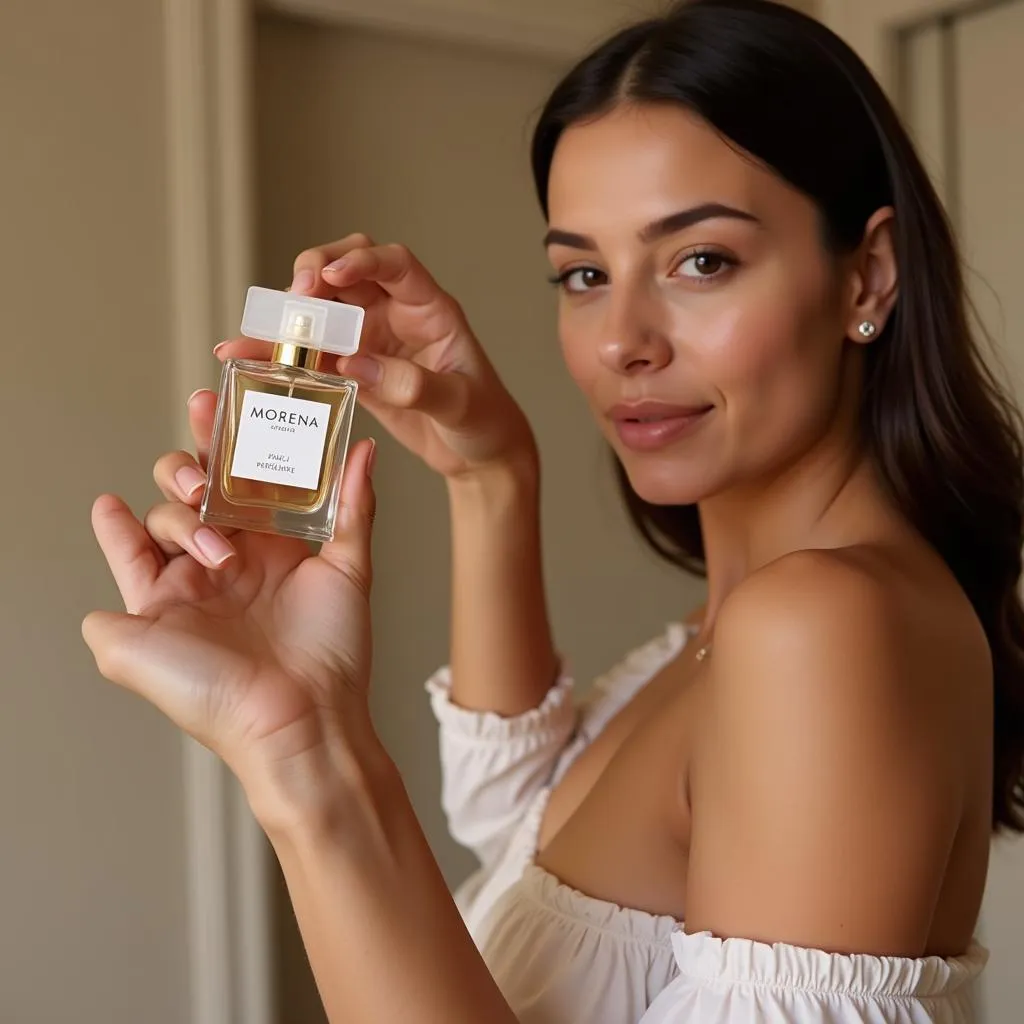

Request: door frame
left=822, top=0, right=1017, bottom=83
left=164, top=2, right=269, bottom=1023
left=820, top=0, right=1017, bottom=232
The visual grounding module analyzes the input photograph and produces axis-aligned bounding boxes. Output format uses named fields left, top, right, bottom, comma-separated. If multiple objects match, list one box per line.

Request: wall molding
left=163, top=1, right=273, bottom=1023
left=261, top=0, right=646, bottom=59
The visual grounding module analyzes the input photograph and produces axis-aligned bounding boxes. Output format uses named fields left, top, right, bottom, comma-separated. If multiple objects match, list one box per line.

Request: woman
left=84, top=1, right=1024, bottom=1020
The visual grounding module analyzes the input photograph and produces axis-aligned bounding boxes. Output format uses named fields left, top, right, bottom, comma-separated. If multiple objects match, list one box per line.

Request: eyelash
left=547, top=248, right=738, bottom=294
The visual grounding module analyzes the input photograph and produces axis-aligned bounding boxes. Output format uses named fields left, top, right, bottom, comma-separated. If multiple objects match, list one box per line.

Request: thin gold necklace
left=686, top=622, right=713, bottom=662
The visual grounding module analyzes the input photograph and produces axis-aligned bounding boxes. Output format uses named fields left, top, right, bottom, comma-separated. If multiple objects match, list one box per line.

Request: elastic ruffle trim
left=670, top=929, right=988, bottom=999
left=425, top=664, right=576, bottom=743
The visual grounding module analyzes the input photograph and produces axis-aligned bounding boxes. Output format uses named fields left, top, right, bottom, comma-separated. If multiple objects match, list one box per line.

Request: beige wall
left=0, top=2, right=190, bottom=1022
left=265, top=0, right=664, bottom=60
left=253, top=14, right=704, bottom=1020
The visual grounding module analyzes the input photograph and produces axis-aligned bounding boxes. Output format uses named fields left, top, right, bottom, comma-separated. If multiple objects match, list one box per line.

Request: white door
left=825, top=2, right=1024, bottom=1020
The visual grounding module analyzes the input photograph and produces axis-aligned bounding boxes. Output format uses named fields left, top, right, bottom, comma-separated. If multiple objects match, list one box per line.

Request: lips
left=608, top=400, right=713, bottom=452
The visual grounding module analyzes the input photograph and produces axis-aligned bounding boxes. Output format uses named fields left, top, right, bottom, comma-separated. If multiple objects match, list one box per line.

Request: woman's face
left=545, top=103, right=853, bottom=506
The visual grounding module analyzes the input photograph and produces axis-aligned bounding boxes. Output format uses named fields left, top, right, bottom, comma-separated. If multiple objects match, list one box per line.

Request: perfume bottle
left=200, top=286, right=364, bottom=542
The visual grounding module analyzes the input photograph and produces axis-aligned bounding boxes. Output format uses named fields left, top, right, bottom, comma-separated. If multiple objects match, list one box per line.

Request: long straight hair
left=531, top=0, right=1024, bottom=831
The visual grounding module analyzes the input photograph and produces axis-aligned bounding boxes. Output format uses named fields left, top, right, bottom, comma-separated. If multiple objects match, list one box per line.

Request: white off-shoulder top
left=425, top=623, right=987, bottom=1023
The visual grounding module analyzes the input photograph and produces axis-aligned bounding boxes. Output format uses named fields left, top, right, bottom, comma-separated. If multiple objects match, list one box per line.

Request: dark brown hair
left=531, top=0, right=1024, bottom=830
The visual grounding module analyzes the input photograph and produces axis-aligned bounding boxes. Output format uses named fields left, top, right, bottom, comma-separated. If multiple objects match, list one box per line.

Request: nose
left=596, top=288, right=673, bottom=376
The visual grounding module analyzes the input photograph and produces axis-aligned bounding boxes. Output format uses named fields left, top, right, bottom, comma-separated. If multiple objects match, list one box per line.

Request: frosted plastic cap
left=240, top=286, right=364, bottom=356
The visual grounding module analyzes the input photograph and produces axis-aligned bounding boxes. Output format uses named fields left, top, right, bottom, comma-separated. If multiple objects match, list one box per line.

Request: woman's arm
left=268, top=740, right=520, bottom=1024
left=262, top=460, right=552, bottom=1020
left=445, top=459, right=560, bottom=716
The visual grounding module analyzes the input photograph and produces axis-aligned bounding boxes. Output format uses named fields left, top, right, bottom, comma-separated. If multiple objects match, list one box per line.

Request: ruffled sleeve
left=425, top=665, right=577, bottom=868
left=638, top=930, right=988, bottom=1024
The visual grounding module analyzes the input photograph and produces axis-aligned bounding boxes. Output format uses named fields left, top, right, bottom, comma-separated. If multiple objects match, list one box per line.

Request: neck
left=696, top=427, right=903, bottom=634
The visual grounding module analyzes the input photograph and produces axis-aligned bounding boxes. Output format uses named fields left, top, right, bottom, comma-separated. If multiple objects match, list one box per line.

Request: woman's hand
left=83, top=323, right=532, bottom=1024
left=215, top=234, right=538, bottom=483
left=82, top=391, right=386, bottom=831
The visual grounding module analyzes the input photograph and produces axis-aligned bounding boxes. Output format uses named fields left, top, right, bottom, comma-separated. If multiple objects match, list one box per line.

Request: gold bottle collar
left=271, top=341, right=322, bottom=370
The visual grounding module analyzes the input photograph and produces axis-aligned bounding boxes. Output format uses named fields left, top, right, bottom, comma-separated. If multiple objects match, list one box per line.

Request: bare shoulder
left=707, top=546, right=958, bottom=795
left=683, top=546, right=991, bottom=955
left=713, top=545, right=990, bottom=716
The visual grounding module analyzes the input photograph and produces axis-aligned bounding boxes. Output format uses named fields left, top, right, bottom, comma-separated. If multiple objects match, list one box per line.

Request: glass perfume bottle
left=200, top=286, right=364, bottom=542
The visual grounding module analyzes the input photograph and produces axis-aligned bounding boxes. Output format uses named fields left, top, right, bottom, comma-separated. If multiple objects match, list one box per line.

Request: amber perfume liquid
left=201, top=358, right=358, bottom=542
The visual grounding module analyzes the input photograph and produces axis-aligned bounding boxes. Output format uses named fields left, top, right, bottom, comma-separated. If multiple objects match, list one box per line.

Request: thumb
left=337, top=353, right=471, bottom=428
left=319, top=437, right=377, bottom=597
left=82, top=610, right=227, bottom=746
left=82, top=609, right=157, bottom=692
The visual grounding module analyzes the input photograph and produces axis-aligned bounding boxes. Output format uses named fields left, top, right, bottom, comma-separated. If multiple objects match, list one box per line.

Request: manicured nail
left=187, top=388, right=210, bottom=406
left=291, top=268, right=315, bottom=293
left=323, top=256, right=351, bottom=275
left=367, top=438, right=378, bottom=479
left=193, top=527, right=235, bottom=567
left=213, top=341, right=230, bottom=357
left=345, top=354, right=382, bottom=386
left=176, top=465, right=207, bottom=497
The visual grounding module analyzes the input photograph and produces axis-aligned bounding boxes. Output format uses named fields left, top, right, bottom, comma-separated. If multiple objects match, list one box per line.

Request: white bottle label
left=230, top=391, right=332, bottom=491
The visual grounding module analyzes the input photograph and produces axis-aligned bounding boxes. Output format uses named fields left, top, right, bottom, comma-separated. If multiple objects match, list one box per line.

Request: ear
left=845, top=206, right=898, bottom=345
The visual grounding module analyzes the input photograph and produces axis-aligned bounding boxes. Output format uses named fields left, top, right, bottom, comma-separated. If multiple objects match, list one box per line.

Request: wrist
left=245, top=719, right=402, bottom=850
left=446, top=451, right=540, bottom=511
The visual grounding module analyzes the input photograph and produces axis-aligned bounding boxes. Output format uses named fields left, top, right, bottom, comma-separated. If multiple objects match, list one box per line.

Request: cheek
left=706, top=302, right=805, bottom=388
left=559, top=314, right=600, bottom=397
left=706, top=286, right=841, bottom=448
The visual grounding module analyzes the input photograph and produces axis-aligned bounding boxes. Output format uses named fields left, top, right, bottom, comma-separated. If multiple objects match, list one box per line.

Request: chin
left=615, top=452, right=712, bottom=507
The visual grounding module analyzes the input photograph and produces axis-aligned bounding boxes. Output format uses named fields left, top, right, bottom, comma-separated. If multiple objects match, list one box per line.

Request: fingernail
left=186, top=388, right=205, bottom=406
left=367, top=438, right=378, bottom=479
left=291, top=268, right=315, bottom=293
left=345, top=354, right=382, bottom=386
left=176, top=465, right=207, bottom=497
left=213, top=341, right=230, bottom=357
left=194, top=527, right=235, bottom=567
left=323, top=256, right=351, bottom=274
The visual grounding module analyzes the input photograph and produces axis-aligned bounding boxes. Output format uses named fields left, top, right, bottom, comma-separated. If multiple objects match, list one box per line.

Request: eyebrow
left=542, top=202, right=761, bottom=250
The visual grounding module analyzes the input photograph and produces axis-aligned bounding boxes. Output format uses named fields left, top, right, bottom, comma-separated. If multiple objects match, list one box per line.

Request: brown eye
left=677, top=250, right=735, bottom=282
left=554, top=267, right=609, bottom=293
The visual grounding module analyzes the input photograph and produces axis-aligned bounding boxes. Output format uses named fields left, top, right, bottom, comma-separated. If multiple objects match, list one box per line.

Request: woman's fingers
left=319, top=437, right=377, bottom=598
left=85, top=501, right=206, bottom=712
left=143, top=500, right=237, bottom=568
left=291, top=234, right=384, bottom=307
left=91, top=495, right=165, bottom=614
left=155, top=448, right=208, bottom=504
left=150, top=445, right=238, bottom=563
left=337, top=353, right=470, bottom=427
left=187, top=389, right=218, bottom=470
left=321, top=243, right=450, bottom=312
left=214, top=337, right=272, bottom=363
